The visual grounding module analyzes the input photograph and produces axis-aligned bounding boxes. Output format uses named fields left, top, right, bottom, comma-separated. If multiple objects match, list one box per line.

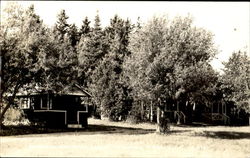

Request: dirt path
left=1, top=119, right=250, bottom=157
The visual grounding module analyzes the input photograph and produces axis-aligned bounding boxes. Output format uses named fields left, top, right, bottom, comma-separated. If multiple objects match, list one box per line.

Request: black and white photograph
left=0, top=1, right=249, bottom=157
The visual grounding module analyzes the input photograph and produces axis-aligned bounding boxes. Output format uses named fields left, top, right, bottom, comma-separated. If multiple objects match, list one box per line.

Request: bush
left=158, top=117, right=170, bottom=134
left=126, top=102, right=142, bottom=123
left=126, top=115, right=140, bottom=124
left=3, top=107, right=30, bottom=126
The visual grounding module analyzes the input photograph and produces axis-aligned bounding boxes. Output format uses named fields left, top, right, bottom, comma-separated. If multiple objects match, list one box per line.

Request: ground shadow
left=81, top=124, right=156, bottom=135
left=194, top=131, right=250, bottom=140
left=0, top=124, right=193, bottom=136
left=168, top=129, right=192, bottom=134
left=173, top=123, right=216, bottom=128
left=83, top=125, right=191, bottom=135
left=0, top=124, right=157, bottom=136
left=0, top=125, right=78, bottom=136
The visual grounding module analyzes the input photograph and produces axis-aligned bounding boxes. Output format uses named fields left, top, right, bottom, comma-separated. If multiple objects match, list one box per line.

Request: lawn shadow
left=1, top=123, right=194, bottom=136
left=0, top=124, right=156, bottom=136
left=194, top=131, right=250, bottom=140
left=81, top=124, right=155, bottom=135
left=173, top=123, right=216, bottom=128
left=168, top=129, right=192, bottom=134
left=0, top=125, right=80, bottom=136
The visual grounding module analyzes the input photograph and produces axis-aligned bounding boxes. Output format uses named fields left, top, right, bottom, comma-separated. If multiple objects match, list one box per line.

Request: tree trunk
left=177, top=101, right=180, bottom=125
left=100, top=103, right=108, bottom=120
left=0, top=83, right=21, bottom=129
left=141, top=101, right=144, bottom=121
left=156, top=106, right=161, bottom=133
left=150, top=101, right=153, bottom=122
left=249, top=116, right=250, bottom=126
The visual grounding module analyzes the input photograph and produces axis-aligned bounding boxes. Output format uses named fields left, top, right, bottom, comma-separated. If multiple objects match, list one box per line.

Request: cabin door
left=67, top=108, right=78, bottom=124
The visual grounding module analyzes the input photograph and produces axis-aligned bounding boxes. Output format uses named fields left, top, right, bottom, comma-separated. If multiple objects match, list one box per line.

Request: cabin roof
left=16, top=84, right=91, bottom=97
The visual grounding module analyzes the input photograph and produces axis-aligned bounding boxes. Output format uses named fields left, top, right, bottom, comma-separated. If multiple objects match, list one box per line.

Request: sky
left=1, top=1, right=250, bottom=72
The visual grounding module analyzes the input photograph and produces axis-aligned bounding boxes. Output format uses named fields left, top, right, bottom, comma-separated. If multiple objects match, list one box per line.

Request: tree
left=0, top=3, right=48, bottom=127
left=222, top=51, right=250, bottom=124
left=38, top=9, right=78, bottom=93
left=124, top=15, right=217, bottom=132
left=89, top=15, right=133, bottom=120
left=54, top=9, right=69, bottom=42
left=77, top=12, right=107, bottom=87
left=124, top=16, right=169, bottom=126
left=91, top=35, right=130, bottom=120
left=79, top=17, right=91, bottom=37
left=68, top=23, right=80, bottom=48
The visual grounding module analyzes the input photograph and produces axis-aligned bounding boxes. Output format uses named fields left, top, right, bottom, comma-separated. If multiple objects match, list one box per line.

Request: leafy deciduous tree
left=0, top=4, right=48, bottom=127
left=124, top=15, right=217, bottom=132
left=221, top=51, right=250, bottom=124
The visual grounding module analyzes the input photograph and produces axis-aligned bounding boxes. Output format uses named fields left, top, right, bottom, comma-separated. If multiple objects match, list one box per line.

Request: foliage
left=1, top=3, right=248, bottom=128
left=90, top=15, right=133, bottom=120
left=54, top=9, right=69, bottom=41
left=79, top=16, right=91, bottom=37
left=37, top=9, right=78, bottom=92
left=68, top=23, right=80, bottom=47
left=124, top=15, right=218, bottom=127
left=0, top=3, right=48, bottom=126
left=77, top=13, right=107, bottom=87
left=222, top=51, right=250, bottom=114
left=3, top=107, right=28, bottom=125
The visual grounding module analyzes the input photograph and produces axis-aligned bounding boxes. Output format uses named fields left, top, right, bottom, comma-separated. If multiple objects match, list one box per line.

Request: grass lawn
left=1, top=118, right=250, bottom=157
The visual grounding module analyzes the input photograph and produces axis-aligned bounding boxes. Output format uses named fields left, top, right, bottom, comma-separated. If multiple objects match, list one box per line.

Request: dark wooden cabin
left=16, top=86, right=92, bottom=128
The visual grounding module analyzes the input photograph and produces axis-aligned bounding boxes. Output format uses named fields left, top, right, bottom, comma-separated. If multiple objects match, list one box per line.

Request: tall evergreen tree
left=80, top=17, right=91, bottom=37
left=93, top=11, right=101, bottom=32
left=77, top=12, right=107, bottom=87
left=68, top=23, right=79, bottom=47
left=38, top=9, right=77, bottom=92
left=90, top=15, right=132, bottom=120
left=54, top=9, right=69, bottom=42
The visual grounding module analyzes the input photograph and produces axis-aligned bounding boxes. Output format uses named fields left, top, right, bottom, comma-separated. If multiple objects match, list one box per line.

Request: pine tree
left=93, top=11, right=101, bottom=32
left=77, top=12, right=107, bottom=87
left=68, top=23, right=79, bottom=47
left=90, top=15, right=132, bottom=120
left=80, top=17, right=91, bottom=37
left=54, top=9, right=69, bottom=42
left=39, top=9, right=77, bottom=92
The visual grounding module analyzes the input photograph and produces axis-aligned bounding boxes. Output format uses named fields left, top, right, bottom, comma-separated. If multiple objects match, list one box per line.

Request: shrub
left=3, top=107, right=30, bottom=126
left=158, top=117, right=170, bottom=134
left=126, top=115, right=140, bottom=124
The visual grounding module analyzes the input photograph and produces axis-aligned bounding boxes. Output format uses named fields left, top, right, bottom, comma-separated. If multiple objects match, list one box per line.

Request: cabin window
left=40, top=96, right=48, bottom=109
left=40, top=95, right=52, bottom=109
left=20, top=98, right=30, bottom=109
left=30, top=97, right=35, bottom=109
left=40, top=97, right=46, bottom=109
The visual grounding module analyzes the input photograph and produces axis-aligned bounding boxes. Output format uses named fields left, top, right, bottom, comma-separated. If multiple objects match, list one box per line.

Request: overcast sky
left=1, top=1, right=249, bottom=72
